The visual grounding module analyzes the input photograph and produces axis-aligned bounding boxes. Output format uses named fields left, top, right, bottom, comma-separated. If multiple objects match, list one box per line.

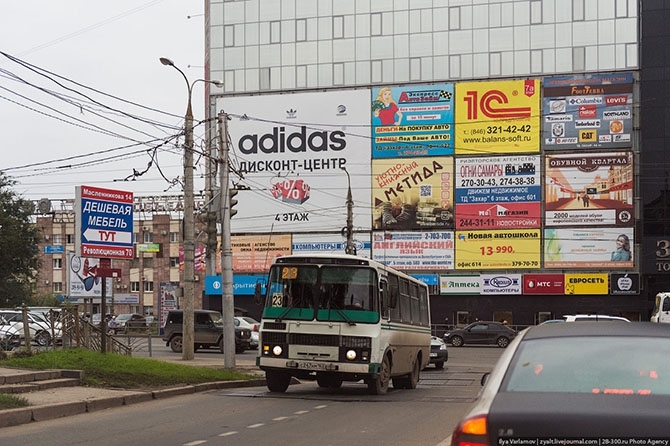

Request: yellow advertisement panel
left=455, top=229, right=541, bottom=270
left=564, top=273, right=609, bottom=295
left=455, top=79, right=540, bottom=155
left=228, top=234, right=292, bottom=273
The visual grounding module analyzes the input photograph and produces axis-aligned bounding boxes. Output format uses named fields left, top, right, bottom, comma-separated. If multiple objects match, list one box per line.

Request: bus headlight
left=346, top=349, right=357, bottom=361
left=272, top=345, right=283, bottom=356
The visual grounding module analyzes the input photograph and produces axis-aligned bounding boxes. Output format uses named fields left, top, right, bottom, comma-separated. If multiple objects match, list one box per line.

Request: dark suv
left=162, top=309, right=251, bottom=354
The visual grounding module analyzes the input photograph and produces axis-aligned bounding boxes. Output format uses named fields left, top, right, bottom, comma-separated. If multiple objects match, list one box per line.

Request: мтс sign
left=75, top=185, right=134, bottom=259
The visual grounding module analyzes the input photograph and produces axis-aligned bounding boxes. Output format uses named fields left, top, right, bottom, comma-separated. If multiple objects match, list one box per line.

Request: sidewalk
left=0, top=355, right=267, bottom=428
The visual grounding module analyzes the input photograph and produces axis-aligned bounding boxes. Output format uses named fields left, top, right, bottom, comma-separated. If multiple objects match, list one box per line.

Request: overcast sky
left=0, top=0, right=211, bottom=203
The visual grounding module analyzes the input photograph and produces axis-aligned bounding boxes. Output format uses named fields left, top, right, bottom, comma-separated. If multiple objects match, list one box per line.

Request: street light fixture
left=341, top=166, right=356, bottom=255
left=160, top=57, right=222, bottom=361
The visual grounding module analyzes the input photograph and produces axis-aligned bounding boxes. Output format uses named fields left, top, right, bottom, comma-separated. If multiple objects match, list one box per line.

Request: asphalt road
left=0, top=345, right=504, bottom=446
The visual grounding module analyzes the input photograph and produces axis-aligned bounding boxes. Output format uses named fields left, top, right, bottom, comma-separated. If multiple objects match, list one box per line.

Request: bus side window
left=380, top=280, right=388, bottom=316
left=663, top=297, right=670, bottom=312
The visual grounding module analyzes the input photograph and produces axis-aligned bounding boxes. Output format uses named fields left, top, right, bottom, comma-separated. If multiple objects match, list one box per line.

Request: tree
left=0, top=172, right=41, bottom=307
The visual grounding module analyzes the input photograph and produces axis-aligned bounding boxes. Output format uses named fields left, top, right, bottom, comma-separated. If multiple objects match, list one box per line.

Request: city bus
left=255, top=253, right=431, bottom=394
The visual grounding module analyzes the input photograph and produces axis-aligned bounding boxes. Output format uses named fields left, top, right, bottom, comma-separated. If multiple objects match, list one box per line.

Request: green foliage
left=0, top=393, right=29, bottom=409
left=0, top=348, right=255, bottom=389
left=0, top=172, right=42, bottom=307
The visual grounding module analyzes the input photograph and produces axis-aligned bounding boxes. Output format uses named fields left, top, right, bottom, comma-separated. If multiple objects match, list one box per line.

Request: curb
left=0, top=378, right=267, bottom=429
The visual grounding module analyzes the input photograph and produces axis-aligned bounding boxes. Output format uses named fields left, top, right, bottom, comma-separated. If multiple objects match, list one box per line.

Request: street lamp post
left=341, top=167, right=356, bottom=255
left=160, top=57, right=222, bottom=360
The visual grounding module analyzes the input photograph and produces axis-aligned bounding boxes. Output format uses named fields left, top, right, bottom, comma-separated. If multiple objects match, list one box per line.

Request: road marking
left=218, top=432, right=238, bottom=437
left=184, top=441, right=207, bottom=446
left=273, top=416, right=290, bottom=421
left=247, top=423, right=265, bottom=429
left=314, top=405, right=327, bottom=409
left=294, top=410, right=309, bottom=415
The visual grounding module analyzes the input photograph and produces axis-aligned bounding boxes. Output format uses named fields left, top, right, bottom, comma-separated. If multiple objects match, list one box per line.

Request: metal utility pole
left=341, top=167, right=356, bottom=255
left=218, top=111, right=236, bottom=368
left=160, top=58, right=222, bottom=360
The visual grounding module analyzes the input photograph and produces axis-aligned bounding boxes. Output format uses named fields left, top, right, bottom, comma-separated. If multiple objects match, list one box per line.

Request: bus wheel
left=368, top=355, right=391, bottom=395
left=317, top=374, right=343, bottom=389
left=266, top=370, right=291, bottom=393
left=393, top=355, right=420, bottom=389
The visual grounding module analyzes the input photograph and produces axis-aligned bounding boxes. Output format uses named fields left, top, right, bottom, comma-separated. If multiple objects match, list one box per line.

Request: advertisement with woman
left=544, top=227, right=634, bottom=268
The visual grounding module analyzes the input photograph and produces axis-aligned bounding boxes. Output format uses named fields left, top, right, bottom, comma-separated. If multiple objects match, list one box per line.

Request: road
left=0, top=346, right=503, bottom=446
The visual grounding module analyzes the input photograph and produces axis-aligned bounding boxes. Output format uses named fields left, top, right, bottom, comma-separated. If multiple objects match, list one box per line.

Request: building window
left=296, top=18, right=307, bottom=41
left=66, top=234, right=74, bottom=244
left=52, top=234, right=62, bottom=245
left=144, top=281, right=154, bottom=292
left=333, top=63, right=344, bottom=85
left=270, top=21, right=280, bottom=44
left=143, top=258, right=153, bottom=268
left=224, top=24, right=235, bottom=47
left=260, top=67, right=271, bottom=90
left=143, top=232, right=153, bottom=243
left=170, top=257, right=180, bottom=268
left=53, top=258, right=63, bottom=269
left=170, top=232, right=179, bottom=243
left=449, top=7, right=461, bottom=30
left=53, top=282, right=63, bottom=293
left=134, top=233, right=140, bottom=243
left=410, top=57, right=421, bottom=81
left=333, top=15, right=344, bottom=39
left=371, top=13, right=381, bottom=36
left=131, top=282, right=140, bottom=292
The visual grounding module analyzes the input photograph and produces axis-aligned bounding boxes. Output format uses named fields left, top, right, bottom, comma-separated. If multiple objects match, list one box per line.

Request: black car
left=450, top=322, right=670, bottom=443
left=162, top=309, right=251, bottom=353
left=443, top=321, right=516, bottom=348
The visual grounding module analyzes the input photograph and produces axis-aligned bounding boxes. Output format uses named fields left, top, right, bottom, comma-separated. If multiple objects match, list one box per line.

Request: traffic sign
left=75, top=185, right=134, bottom=259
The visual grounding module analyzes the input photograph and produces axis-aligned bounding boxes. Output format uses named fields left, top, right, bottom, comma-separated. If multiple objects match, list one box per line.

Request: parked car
left=429, top=335, right=448, bottom=369
left=162, top=309, right=251, bottom=354
left=0, top=310, right=56, bottom=346
left=561, top=314, right=630, bottom=322
left=108, top=313, right=147, bottom=335
left=234, top=316, right=259, bottom=349
left=0, top=318, right=21, bottom=350
left=450, top=322, right=670, bottom=443
left=443, top=321, right=516, bottom=348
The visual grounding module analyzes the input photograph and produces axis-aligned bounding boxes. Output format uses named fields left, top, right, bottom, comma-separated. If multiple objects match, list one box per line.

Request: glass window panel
left=382, top=12, right=393, bottom=35
left=394, top=34, right=409, bottom=58
left=235, top=24, right=245, bottom=47
left=515, top=26, right=530, bottom=50
left=473, top=5, right=488, bottom=28
left=514, top=1, right=530, bottom=26
left=333, top=39, right=355, bottom=62
left=394, top=58, right=409, bottom=82
left=382, top=59, right=394, bottom=83
left=318, top=17, right=332, bottom=40
left=530, top=24, right=555, bottom=49
left=334, top=15, right=344, bottom=39
left=344, top=15, right=355, bottom=38
left=224, top=70, right=235, bottom=91
left=224, top=25, right=235, bottom=47
left=394, top=10, right=409, bottom=34
left=307, top=65, right=318, bottom=88
left=410, top=10, right=421, bottom=34
left=460, top=53, right=473, bottom=78
left=616, top=18, right=638, bottom=43
left=356, top=14, right=370, bottom=36
left=245, top=23, right=259, bottom=45
left=489, top=3, right=501, bottom=28
left=296, top=0, right=317, bottom=18
left=307, top=18, right=318, bottom=40
left=371, top=60, right=382, bottom=83
left=421, top=8, right=433, bottom=32
left=450, top=30, right=472, bottom=54
left=282, top=66, right=296, bottom=89
left=318, top=63, right=333, bottom=87
left=490, top=52, right=501, bottom=76
left=626, top=43, right=638, bottom=68
left=573, top=22, right=597, bottom=46
left=449, top=7, right=460, bottom=30
left=490, top=28, right=514, bottom=52
left=333, top=0, right=355, bottom=15
left=572, top=46, right=585, bottom=71
left=585, top=46, right=598, bottom=71
left=333, top=62, right=344, bottom=85
left=410, top=57, right=421, bottom=81
left=410, top=34, right=432, bottom=57
left=318, top=40, right=332, bottom=63
left=296, top=65, right=307, bottom=88
left=598, top=45, right=615, bottom=71
left=245, top=45, right=259, bottom=68
left=514, top=50, right=530, bottom=75
left=371, top=36, right=394, bottom=59
left=210, top=26, right=224, bottom=49
left=260, top=68, right=270, bottom=90
left=271, top=66, right=281, bottom=89
left=598, top=0, right=615, bottom=19
left=473, top=53, right=489, bottom=78
left=356, top=60, right=370, bottom=84
left=296, top=42, right=318, bottom=64
left=434, top=31, right=449, bottom=56
left=271, top=21, right=281, bottom=44
left=259, top=22, right=270, bottom=45
left=297, top=19, right=306, bottom=41
left=543, top=48, right=556, bottom=73
left=556, top=23, right=572, bottom=47
left=573, top=0, right=584, bottom=21
left=531, top=49, right=543, bottom=73
left=449, top=55, right=461, bottom=78
left=344, top=62, right=356, bottom=84
left=371, top=12, right=382, bottom=36
left=599, top=19, right=615, bottom=45
left=531, top=0, right=542, bottom=24
left=501, top=3, right=514, bottom=26
left=584, top=0, right=598, bottom=20
left=356, top=37, right=370, bottom=60
left=555, top=1, right=572, bottom=23
left=282, top=19, right=295, bottom=42
left=433, top=7, right=449, bottom=32
left=281, top=43, right=295, bottom=66
left=543, top=0, right=555, bottom=22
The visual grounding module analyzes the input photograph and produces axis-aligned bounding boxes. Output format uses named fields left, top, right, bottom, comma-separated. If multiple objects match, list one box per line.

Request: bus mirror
left=253, top=282, right=263, bottom=306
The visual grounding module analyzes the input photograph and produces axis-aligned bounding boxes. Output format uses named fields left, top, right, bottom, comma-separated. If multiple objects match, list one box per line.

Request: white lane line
left=273, top=416, right=290, bottom=421
left=184, top=441, right=207, bottom=446
left=294, top=410, right=309, bottom=415
left=218, top=432, right=238, bottom=437
left=247, top=423, right=265, bottom=429
left=314, top=405, right=327, bottom=409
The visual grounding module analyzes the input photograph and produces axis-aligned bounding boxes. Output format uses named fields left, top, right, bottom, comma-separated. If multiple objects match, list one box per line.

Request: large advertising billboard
left=455, top=229, right=541, bottom=270
left=455, top=155, right=541, bottom=230
left=543, top=73, right=634, bottom=150
left=545, top=151, right=633, bottom=226
left=372, top=157, right=454, bottom=230
left=67, top=252, right=113, bottom=298
left=291, top=233, right=371, bottom=258
left=371, top=231, right=454, bottom=270
left=231, top=234, right=292, bottom=273
left=371, top=84, right=454, bottom=158
left=455, top=79, right=540, bottom=155
left=218, top=90, right=371, bottom=234
left=544, top=227, right=634, bottom=269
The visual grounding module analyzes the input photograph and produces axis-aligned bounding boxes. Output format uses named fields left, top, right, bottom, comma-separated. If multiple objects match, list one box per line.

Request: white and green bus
left=255, top=253, right=431, bottom=394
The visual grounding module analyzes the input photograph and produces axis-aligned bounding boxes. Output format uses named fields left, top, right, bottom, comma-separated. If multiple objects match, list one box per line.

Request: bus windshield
left=264, top=263, right=378, bottom=322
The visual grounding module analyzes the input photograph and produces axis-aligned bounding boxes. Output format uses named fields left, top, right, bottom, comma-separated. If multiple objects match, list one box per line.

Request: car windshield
left=502, top=337, right=670, bottom=395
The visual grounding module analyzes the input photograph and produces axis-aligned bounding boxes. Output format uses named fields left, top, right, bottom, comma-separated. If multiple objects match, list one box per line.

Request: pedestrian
left=583, top=194, right=590, bottom=207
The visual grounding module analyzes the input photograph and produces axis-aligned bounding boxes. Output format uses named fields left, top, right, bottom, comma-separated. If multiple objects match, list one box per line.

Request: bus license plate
left=297, top=361, right=329, bottom=370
